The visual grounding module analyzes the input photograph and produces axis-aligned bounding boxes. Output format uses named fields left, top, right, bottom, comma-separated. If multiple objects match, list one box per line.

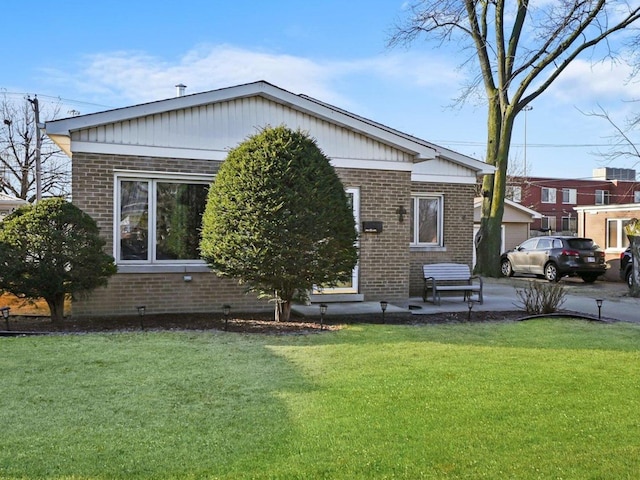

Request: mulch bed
left=0, top=309, right=559, bottom=335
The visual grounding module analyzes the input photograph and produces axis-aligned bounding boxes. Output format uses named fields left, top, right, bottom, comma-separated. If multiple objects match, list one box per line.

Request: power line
left=436, top=140, right=615, bottom=148
left=0, top=90, right=113, bottom=109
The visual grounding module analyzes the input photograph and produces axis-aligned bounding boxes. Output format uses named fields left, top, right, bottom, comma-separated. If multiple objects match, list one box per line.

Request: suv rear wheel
left=579, top=273, right=599, bottom=283
left=544, top=262, right=559, bottom=282
left=626, top=268, right=633, bottom=289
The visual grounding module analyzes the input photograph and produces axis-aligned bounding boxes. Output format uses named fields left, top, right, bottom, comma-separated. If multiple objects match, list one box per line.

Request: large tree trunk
left=475, top=100, right=514, bottom=277
left=45, top=292, right=66, bottom=323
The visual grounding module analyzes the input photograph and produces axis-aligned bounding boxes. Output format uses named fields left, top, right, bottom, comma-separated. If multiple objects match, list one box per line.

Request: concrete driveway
left=294, top=276, right=640, bottom=323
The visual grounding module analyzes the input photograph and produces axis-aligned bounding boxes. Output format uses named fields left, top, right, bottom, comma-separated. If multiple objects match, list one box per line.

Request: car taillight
left=621, top=251, right=627, bottom=261
left=561, top=249, right=580, bottom=257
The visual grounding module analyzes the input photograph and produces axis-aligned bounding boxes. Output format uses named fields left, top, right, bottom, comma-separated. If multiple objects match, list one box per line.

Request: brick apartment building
left=506, top=168, right=640, bottom=235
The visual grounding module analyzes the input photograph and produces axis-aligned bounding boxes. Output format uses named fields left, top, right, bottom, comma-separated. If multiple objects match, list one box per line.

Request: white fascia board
left=72, top=141, right=228, bottom=161
left=574, top=203, right=640, bottom=213
left=330, top=158, right=413, bottom=171
left=473, top=197, right=542, bottom=218
left=415, top=148, right=494, bottom=175
left=412, top=173, right=479, bottom=185
left=73, top=141, right=414, bottom=172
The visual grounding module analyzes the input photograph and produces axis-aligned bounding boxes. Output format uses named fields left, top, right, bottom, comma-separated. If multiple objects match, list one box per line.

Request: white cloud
left=545, top=58, right=640, bottom=105
left=43, top=44, right=461, bottom=111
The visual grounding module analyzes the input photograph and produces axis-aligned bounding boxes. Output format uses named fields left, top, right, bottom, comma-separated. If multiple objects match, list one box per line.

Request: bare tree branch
left=1, top=94, right=69, bottom=201
left=389, top=0, right=640, bottom=277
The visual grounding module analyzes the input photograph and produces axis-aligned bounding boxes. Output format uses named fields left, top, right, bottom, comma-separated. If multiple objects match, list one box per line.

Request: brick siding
left=71, top=153, right=473, bottom=316
left=337, top=168, right=411, bottom=301
left=408, top=182, right=475, bottom=297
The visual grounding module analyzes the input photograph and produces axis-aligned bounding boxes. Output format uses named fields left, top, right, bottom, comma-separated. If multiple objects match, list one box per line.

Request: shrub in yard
left=200, top=126, right=358, bottom=322
left=515, top=281, right=566, bottom=314
left=0, top=198, right=116, bottom=322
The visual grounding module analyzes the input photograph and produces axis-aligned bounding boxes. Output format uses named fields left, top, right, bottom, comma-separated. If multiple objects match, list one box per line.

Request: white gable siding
left=72, top=96, right=414, bottom=163
left=411, top=157, right=478, bottom=183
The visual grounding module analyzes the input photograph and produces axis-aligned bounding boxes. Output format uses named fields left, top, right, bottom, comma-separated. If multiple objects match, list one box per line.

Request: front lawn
left=1, top=319, right=640, bottom=479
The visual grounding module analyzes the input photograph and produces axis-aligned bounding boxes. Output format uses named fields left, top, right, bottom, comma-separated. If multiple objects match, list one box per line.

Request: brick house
left=44, top=81, right=493, bottom=317
left=574, top=203, right=640, bottom=280
left=507, top=168, right=640, bottom=235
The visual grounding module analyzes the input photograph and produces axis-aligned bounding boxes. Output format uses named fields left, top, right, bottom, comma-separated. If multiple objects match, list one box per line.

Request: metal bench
left=422, top=263, right=483, bottom=305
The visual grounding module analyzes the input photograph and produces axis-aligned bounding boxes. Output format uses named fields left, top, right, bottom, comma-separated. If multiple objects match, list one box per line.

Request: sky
left=4, top=0, right=640, bottom=180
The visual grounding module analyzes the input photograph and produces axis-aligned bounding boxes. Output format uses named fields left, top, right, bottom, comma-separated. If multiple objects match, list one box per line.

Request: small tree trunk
left=273, top=290, right=293, bottom=322
left=630, top=236, right=640, bottom=297
left=280, top=301, right=291, bottom=322
left=45, top=293, right=66, bottom=323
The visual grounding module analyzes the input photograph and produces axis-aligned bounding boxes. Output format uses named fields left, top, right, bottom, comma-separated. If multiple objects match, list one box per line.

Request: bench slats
left=422, top=263, right=483, bottom=305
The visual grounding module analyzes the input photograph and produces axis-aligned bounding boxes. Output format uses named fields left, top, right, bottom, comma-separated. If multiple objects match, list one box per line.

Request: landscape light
left=319, top=303, right=328, bottom=330
left=380, top=301, right=388, bottom=324
left=222, top=304, right=231, bottom=331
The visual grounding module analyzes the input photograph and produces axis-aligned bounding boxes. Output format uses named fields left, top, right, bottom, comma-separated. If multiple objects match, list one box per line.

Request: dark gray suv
left=501, top=236, right=607, bottom=283
left=620, top=247, right=632, bottom=289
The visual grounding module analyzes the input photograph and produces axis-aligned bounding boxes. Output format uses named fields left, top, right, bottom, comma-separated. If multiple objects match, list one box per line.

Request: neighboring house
left=575, top=202, right=640, bottom=281
left=506, top=168, right=640, bottom=235
left=472, top=197, right=541, bottom=265
left=44, top=81, right=493, bottom=317
left=0, top=193, right=27, bottom=220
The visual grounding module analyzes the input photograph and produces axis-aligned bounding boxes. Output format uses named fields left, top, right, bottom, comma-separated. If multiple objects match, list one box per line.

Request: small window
left=541, top=187, right=556, bottom=204
left=507, top=185, right=522, bottom=203
left=561, top=216, right=577, bottom=232
left=410, top=195, right=443, bottom=246
left=541, top=216, right=556, bottom=231
left=606, top=219, right=631, bottom=250
left=562, top=188, right=577, bottom=204
left=595, top=190, right=610, bottom=205
left=634, top=191, right=640, bottom=203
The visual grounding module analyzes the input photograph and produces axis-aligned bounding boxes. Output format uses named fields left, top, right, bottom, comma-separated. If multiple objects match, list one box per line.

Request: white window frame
left=114, top=171, right=213, bottom=270
left=541, top=187, right=556, bottom=204
left=606, top=218, right=630, bottom=251
left=507, top=185, right=522, bottom=203
left=410, top=194, right=444, bottom=247
left=562, top=188, right=577, bottom=205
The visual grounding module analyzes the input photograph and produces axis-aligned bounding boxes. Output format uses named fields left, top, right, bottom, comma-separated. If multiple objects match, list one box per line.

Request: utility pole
left=27, top=95, right=42, bottom=201
left=522, top=105, right=532, bottom=178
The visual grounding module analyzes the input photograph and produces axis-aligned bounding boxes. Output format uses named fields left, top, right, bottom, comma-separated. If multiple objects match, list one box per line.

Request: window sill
left=117, top=264, right=211, bottom=274
left=410, top=245, right=447, bottom=252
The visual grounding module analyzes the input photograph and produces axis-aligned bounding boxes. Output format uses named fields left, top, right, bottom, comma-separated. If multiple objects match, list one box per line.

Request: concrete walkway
left=293, top=277, right=640, bottom=323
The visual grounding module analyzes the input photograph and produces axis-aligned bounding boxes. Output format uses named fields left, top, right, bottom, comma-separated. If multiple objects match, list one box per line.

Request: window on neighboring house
left=595, top=190, right=610, bottom=205
left=410, top=195, right=443, bottom=246
left=561, top=216, right=577, bottom=233
left=634, top=191, right=640, bottom=203
left=117, top=174, right=210, bottom=264
left=607, top=218, right=631, bottom=250
left=541, top=216, right=556, bottom=231
left=541, top=187, right=556, bottom=203
left=507, top=185, right=522, bottom=203
left=562, top=188, right=577, bottom=204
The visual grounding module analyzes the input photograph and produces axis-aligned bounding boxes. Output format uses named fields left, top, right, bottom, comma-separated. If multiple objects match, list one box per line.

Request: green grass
left=2, top=319, right=640, bottom=479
